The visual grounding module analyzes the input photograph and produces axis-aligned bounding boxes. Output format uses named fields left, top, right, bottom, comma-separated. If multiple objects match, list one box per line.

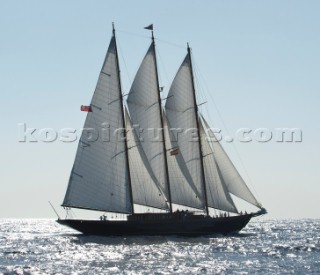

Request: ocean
left=0, top=219, right=319, bottom=274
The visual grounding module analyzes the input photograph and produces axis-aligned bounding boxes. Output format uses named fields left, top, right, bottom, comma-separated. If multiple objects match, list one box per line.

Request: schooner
left=57, top=24, right=266, bottom=236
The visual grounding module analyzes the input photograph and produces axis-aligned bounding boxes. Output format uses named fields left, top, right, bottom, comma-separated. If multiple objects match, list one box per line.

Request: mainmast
left=150, top=26, right=173, bottom=213
left=187, top=44, right=209, bottom=216
left=113, top=23, right=135, bottom=214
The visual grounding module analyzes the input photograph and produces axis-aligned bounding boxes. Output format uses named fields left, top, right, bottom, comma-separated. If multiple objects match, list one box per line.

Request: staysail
left=201, top=115, right=262, bottom=208
left=163, top=111, right=204, bottom=209
left=125, top=108, right=169, bottom=210
left=62, top=35, right=132, bottom=213
left=165, top=53, right=206, bottom=210
left=127, top=43, right=170, bottom=203
left=199, top=119, right=238, bottom=213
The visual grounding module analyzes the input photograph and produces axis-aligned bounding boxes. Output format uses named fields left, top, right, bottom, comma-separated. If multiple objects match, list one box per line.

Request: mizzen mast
left=187, top=43, right=209, bottom=216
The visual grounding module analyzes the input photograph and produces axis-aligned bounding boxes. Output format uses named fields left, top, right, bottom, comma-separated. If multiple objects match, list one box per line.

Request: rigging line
left=117, top=42, right=132, bottom=94
left=192, top=65, right=207, bottom=116
left=117, top=29, right=150, bottom=40
left=192, top=59, right=261, bottom=202
left=117, top=29, right=185, bottom=49
left=156, top=48, right=170, bottom=92
left=155, top=38, right=186, bottom=49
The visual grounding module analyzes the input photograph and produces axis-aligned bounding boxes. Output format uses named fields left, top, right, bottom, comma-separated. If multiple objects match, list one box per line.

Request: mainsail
left=201, top=115, right=262, bottom=208
left=62, top=35, right=132, bottom=213
left=125, top=108, right=169, bottom=210
left=165, top=53, right=206, bottom=210
left=126, top=43, right=170, bottom=204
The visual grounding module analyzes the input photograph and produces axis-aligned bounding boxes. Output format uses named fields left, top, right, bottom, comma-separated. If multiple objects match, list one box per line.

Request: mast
left=113, top=23, right=135, bottom=214
left=187, top=44, right=209, bottom=216
left=151, top=29, right=173, bottom=213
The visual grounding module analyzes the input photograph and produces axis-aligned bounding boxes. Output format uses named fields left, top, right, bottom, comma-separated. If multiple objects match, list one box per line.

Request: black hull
left=57, top=214, right=255, bottom=237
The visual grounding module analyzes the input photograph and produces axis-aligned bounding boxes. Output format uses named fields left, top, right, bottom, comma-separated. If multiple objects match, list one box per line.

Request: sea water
left=0, top=219, right=319, bottom=274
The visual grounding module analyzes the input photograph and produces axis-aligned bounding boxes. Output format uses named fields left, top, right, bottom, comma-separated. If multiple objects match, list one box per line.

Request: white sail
left=199, top=119, right=238, bottom=213
left=165, top=54, right=206, bottom=209
left=125, top=109, right=169, bottom=210
left=62, top=36, right=132, bottom=213
left=202, top=116, right=262, bottom=208
left=163, top=111, right=204, bottom=209
left=126, top=44, right=169, bottom=202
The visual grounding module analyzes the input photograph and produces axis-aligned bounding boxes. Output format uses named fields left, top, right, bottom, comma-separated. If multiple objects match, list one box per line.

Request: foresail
left=125, top=109, right=169, bottom=210
left=165, top=54, right=206, bottom=208
left=62, top=36, right=132, bottom=213
left=126, top=44, right=169, bottom=202
left=202, top=116, right=262, bottom=209
left=163, top=111, right=204, bottom=209
left=199, top=119, right=238, bottom=213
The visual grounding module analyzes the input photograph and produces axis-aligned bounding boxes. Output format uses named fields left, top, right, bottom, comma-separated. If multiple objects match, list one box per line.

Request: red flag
left=80, top=105, right=92, bottom=112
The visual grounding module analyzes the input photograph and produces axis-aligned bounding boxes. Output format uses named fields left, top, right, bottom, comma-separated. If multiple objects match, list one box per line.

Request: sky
left=1, top=0, right=319, bottom=218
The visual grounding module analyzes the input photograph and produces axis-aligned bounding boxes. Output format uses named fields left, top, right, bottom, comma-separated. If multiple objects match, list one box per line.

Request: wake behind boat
left=57, top=23, right=267, bottom=236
